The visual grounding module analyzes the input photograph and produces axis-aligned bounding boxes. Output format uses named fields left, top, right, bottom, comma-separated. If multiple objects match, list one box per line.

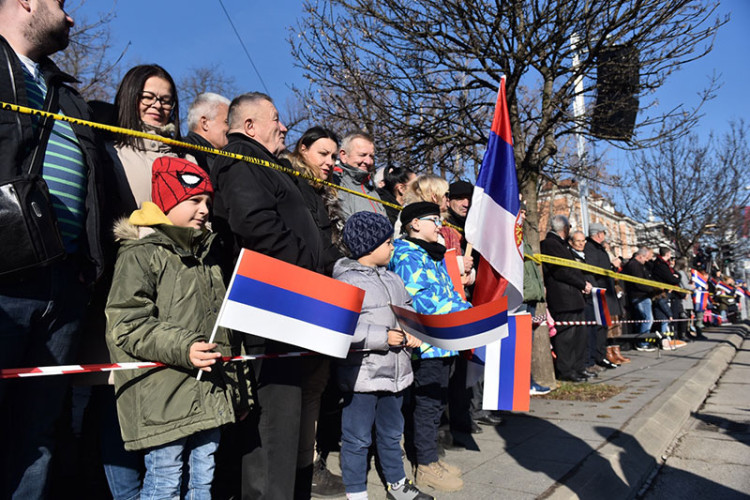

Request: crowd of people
left=1, top=3, right=748, bottom=500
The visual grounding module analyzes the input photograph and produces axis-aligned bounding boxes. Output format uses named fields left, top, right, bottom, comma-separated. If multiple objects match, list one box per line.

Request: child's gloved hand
left=189, top=341, right=221, bottom=372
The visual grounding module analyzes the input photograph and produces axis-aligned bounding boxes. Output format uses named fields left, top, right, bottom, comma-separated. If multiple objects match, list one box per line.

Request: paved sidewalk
left=325, top=323, right=749, bottom=499
left=640, top=326, right=750, bottom=499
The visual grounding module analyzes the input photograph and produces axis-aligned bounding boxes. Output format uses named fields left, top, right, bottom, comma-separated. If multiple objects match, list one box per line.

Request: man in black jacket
left=651, top=247, right=681, bottom=345
left=183, top=92, right=230, bottom=173
left=211, top=92, right=324, bottom=499
left=622, top=247, right=655, bottom=343
left=0, top=2, right=110, bottom=497
left=583, top=223, right=621, bottom=369
left=540, top=215, right=593, bottom=382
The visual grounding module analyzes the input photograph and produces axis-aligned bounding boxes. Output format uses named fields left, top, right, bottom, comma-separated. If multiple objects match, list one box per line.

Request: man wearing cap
left=441, top=180, right=475, bottom=285
left=584, top=223, right=622, bottom=369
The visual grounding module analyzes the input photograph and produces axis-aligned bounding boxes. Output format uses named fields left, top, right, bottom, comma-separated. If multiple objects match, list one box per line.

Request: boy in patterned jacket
left=389, top=202, right=470, bottom=493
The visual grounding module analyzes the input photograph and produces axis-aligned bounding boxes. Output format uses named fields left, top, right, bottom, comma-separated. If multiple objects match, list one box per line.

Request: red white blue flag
left=691, top=270, right=708, bottom=290
left=714, top=280, right=732, bottom=295
left=693, top=290, right=709, bottom=312
left=591, top=287, right=612, bottom=327
left=390, top=297, right=508, bottom=351
left=466, top=313, right=532, bottom=411
left=216, top=249, right=365, bottom=358
left=465, top=76, right=524, bottom=309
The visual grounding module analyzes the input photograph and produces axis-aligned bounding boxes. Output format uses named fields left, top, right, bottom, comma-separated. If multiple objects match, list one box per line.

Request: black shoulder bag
left=0, top=48, right=66, bottom=277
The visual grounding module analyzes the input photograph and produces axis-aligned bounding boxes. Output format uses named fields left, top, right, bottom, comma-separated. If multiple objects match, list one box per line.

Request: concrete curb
left=541, top=324, right=749, bottom=500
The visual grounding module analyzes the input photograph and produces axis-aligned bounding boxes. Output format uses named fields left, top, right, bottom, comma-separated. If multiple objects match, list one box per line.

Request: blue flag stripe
left=476, top=132, right=520, bottom=214
left=228, top=275, right=359, bottom=335
left=497, top=316, right=517, bottom=409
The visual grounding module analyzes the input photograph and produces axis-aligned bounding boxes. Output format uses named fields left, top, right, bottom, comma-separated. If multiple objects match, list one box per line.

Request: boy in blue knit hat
left=333, top=211, right=432, bottom=500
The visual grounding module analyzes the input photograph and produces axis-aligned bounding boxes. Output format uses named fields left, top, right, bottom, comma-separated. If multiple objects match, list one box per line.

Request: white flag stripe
left=465, top=185, right=524, bottom=308
left=408, top=325, right=508, bottom=352
left=482, top=338, right=503, bottom=411
left=220, top=300, right=352, bottom=358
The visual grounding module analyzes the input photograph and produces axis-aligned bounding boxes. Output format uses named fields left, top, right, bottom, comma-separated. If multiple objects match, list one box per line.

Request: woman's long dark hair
left=383, top=166, right=415, bottom=196
left=114, top=64, right=181, bottom=148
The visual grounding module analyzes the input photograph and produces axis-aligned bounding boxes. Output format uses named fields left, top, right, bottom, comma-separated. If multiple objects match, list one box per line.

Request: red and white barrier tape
left=531, top=316, right=694, bottom=326
left=0, top=350, right=357, bottom=379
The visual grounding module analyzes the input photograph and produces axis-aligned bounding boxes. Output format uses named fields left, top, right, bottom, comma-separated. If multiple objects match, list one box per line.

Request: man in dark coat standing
left=584, top=222, right=621, bottom=369
left=540, top=215, right=593, bottom=382
left=0, top=2, right=110, bottom=497
left=211, top=92, right=324, bottom=499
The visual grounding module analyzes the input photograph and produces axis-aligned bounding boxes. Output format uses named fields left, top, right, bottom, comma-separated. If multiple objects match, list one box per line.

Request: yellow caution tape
left=0, top=101, right=403, bottom=211
left=525, top=253, right=691, bottom=293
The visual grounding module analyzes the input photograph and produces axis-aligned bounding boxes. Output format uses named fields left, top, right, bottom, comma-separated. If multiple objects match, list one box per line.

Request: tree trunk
left=531, top=303, right=557, bottom=389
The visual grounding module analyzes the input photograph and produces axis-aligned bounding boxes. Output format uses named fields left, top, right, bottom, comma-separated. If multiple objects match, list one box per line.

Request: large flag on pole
left=465, top=76, right=523, bottom=309
left=214, top=249, right=365, bottom=358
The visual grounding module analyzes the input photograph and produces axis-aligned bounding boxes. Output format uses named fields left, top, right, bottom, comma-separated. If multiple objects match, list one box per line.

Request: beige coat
left=107, top=133, right=196, bottom=209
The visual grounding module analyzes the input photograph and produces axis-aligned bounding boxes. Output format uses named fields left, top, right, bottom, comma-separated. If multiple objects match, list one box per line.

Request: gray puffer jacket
left=332, top=257, right=414, bottom=393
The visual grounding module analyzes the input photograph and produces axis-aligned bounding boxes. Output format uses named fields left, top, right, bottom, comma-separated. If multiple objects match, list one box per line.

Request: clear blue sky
left=75, top=0, right=748, bottom=164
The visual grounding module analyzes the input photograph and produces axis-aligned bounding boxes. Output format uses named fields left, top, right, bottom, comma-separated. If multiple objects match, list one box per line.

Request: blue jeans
left=0, top=263, right=89, bottom=499
left=632, top=297, right=653, bottom=334
left=142, top=428, right=221, bottom=500
left=341, top=392, right=405, bottom=493
left=653, top=297, right=671, bottom=333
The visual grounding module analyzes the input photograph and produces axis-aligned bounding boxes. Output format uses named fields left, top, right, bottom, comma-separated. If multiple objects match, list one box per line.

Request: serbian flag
left=214, top=249, right=365, bottom=358
left=465, top=76, right=523, bottom=309
left=693, top=290, right=709, bottom=312
left=715, top=280, right=732, bottom=295
left=592, top=287, right=612, bottom=326
left=467, top=313, right=532, bottom=411
left=691, top=270, right=708, bottom=290
left=390, top=297, right=508, bottom=351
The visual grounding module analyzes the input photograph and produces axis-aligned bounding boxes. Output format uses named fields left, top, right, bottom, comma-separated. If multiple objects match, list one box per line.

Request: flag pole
left=197, top=249, right=246, bottom=381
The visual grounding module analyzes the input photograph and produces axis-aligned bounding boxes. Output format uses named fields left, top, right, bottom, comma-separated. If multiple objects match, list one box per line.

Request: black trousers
left=241, top=353, right=303, bottom=500
left=584, top=299, right=607, bottom=366
left=551, top=310, right=586, bottom=379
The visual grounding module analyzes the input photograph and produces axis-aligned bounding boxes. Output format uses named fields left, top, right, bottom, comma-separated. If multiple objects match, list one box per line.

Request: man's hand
left=189, top=341, right=221, bottom=372
left=583, top=281, right=593, bottom=294
left=462, top=254, right=474, bottom=273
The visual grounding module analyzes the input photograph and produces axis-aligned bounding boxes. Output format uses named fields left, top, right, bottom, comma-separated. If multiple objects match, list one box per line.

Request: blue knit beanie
left=343, top=211, right=394, bottom=259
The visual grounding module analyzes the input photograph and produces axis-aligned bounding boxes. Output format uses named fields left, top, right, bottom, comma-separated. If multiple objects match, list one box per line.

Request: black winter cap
left=399, top=201, right=440, bottom=227
left=448, top=180, right=474, bottom=199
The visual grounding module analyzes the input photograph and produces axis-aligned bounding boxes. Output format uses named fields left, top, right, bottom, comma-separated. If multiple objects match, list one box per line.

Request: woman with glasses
left=98, top=64, right=195, bottom=500
left=108, top=64, right=195, bottom=213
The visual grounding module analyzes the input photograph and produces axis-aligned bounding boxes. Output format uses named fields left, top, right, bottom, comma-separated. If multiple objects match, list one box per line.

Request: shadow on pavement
left=691, top=412, right=750, bottom=446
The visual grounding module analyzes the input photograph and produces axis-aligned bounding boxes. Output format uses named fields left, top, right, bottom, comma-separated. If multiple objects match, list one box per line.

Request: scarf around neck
left=405, top=236, right=446, bottom=261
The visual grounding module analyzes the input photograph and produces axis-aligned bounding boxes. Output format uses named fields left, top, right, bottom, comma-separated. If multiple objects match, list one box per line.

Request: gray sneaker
left=387, top=479, right=434, bottom=500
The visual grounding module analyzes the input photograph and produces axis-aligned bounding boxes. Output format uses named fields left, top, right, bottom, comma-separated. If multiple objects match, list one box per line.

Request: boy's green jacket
left=106, top=202, right=250, bottom=451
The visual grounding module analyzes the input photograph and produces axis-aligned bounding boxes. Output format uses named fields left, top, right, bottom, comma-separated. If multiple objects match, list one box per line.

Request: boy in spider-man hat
left=105, top=156, right=250, bottom=498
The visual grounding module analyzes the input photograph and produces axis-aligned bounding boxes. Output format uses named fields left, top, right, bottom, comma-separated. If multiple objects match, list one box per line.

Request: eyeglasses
left=139, top=91, right=175, bottom=110
left=418, top=217, right=442, bottom=227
